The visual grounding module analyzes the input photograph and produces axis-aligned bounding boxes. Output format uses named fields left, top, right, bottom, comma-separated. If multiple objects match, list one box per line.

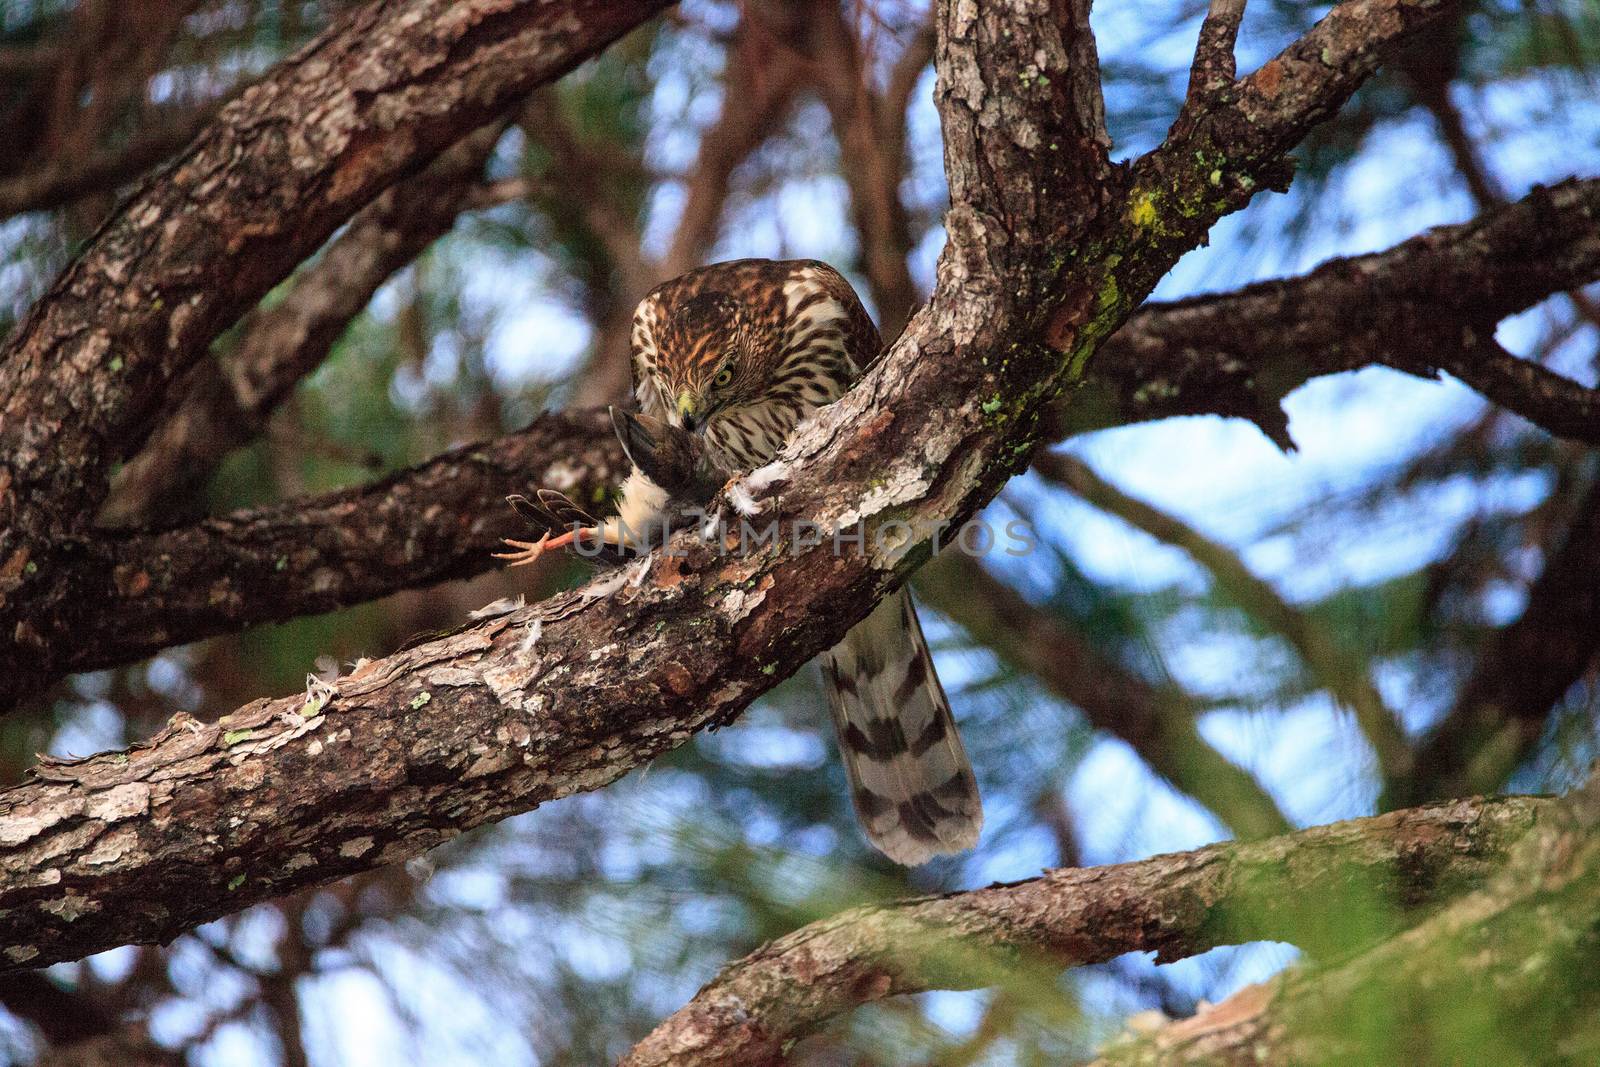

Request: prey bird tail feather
left=821, top=586, right=982, bottom=865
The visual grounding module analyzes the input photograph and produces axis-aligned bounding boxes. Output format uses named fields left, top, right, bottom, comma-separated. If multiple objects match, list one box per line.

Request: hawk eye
left=713, top=368, right=734, bottom=388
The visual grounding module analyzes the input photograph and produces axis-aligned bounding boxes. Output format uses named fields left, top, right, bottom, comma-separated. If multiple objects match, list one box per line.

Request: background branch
left=1095, top=771, right=1600, bottom=1065
left=1391, top=475, right=1600, bottom=807
left=624, top=794, right=1542, bottom=1067
left=1038, top=452, right=1411, bottom=780
left=100, top=122, right=508, bottom=526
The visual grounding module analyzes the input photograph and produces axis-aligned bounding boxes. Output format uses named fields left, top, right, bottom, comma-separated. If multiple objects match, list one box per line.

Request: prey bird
left=495, top=407, right=722, bottom=566
left=502, top=259, right=982, bottom=865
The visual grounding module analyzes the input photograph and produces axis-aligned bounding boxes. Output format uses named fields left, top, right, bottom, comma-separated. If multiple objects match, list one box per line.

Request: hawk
left=503, top=259, right=982, bottom=865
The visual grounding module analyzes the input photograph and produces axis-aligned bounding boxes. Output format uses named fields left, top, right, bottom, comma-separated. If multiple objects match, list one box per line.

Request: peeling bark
left=623, top=796, right=1544, bottom=1067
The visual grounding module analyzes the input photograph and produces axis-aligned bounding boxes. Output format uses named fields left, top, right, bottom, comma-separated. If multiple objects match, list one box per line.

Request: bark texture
left=623, top=795, right=1544, bottom=1067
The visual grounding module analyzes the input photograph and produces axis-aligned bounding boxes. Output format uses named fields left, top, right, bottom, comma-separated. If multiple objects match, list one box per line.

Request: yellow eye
left=713, top=368, right=734, bottom=388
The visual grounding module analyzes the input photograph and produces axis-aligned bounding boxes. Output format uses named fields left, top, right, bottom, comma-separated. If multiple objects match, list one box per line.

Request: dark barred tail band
left=821, top=586, right=983, bottom=865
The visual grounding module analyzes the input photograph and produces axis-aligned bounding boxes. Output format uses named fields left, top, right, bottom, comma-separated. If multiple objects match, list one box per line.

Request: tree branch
left=1066, top=177, right=1600, bottom=446
left=1183, top=0, right=1246, bottom=111
left=1094, top=772, right=1600, bottom=1065
left=99, top=122, right=507, bottom=527
left=1390, top=475, right=1600, bottom=807
left=0, top=409, right=623, bottom=711
left=0, top=109, right=212, bottom=221
left=1431, top=332, right=1600, bottom=446
left=622, top=794, right=1543, bottom=1067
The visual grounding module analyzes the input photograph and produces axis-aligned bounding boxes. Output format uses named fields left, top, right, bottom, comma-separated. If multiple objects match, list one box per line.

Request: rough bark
left=0, top=0, right=674, bottom=672
left=622, top=795, right=1544, bottom=1067
left=0, top=409, right=622, bottom=709
left=1092, top=774, right=1600, bottom=1066
left=0, top=0, right=1458, bottom=973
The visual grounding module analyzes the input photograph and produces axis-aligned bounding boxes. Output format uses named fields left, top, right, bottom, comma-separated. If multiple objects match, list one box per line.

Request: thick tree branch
left=0, top=0, right=673, bottom=658
left=8, top=172, right=1588, bottom=710
left=1066, top=177, right=1600, bottom=445
left=0, top=0, right=1456, bottom=970
left=1094, top=772, right=1600, bottom=1065
left=919, top=553, right=1292, bottom=841
left=0, top=410, right=623, bottom=711
left=622, top=794, right=1543, bottom=1067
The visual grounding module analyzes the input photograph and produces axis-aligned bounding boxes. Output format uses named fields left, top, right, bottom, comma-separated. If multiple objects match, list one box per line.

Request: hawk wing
left=630, top=291, right=673, bottom=424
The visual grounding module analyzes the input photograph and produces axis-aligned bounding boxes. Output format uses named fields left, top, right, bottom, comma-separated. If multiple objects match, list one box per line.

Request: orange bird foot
left=491, top=528, right=587, bottom=567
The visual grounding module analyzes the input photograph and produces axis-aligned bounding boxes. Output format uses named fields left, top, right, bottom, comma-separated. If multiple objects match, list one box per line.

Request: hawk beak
left=675, top=390, right=703, bottom=432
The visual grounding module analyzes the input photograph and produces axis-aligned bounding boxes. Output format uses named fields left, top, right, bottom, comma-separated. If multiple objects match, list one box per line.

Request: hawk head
left=630, top=259, right=881, bottom=468
left=637, top=290, right=768, bottom=433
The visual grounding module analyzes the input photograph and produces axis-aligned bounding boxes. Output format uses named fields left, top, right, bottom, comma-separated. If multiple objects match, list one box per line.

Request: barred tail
left=821, top=587, right=983, bottom=865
